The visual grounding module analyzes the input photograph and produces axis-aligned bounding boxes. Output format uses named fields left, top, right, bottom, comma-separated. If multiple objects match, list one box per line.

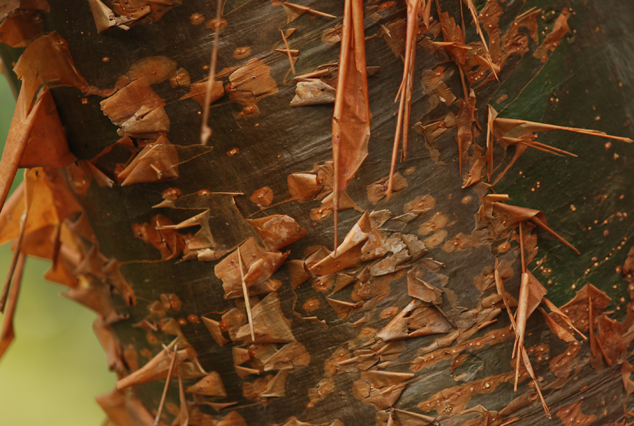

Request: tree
left=1, top=0, right=634, bottom=425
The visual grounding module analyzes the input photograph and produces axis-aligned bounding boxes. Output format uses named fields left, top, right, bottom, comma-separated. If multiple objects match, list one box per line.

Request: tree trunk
left=1, top=0, right=634, bottom=425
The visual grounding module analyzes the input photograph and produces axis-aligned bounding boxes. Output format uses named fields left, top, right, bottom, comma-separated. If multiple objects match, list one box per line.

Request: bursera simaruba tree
left=1, top=0, right=634, bottom=425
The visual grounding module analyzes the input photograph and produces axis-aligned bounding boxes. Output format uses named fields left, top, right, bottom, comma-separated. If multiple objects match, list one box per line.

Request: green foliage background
left=0, top=76, right=114, bottom=425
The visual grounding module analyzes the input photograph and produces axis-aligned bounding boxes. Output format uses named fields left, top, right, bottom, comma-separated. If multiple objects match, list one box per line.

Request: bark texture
left=2, top=0, right=634, bottom=425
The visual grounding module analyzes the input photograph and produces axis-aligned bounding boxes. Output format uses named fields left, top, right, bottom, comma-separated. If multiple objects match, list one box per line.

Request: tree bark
left=1, top=0, right=634, bottom=425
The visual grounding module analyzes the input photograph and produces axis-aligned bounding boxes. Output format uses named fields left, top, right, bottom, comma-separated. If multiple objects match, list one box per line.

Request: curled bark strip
left=0, top=252, right=25, bottom=361
left=281, top=2, right=336, bottom=24
left=13, top=32, right=93, bottom=108
left=153, top=342, right=179, bottom=426
left=463, top=0, right=497, bottom=80
left=490, top=110, right=632, bottom=183
left=486, top=105, right=496, bottom=181
left=0, top=182, right=28, bottom=313
left=387, top=0, right=425, bottom=198
left=492, top=202, right=579, bottom=254
left=542, top=297, right=586, bottom=341
left=177, top=374, right=189, bottom=426
left=533, top=9, right=570, bottom=63
left=496, top=260, right=550, bottom=418
left=279, top=29, right=296, bottom=76
left=0, top=86, right=75, bottom=213
left=332, top=0, right=370, bottom=251
left=237, top=246, right=255, bottom=342
left=200, top=0, right=223, bottom=145
left=88, top=0, right=181, bottom=33
left=96, top=388, right=154, bottom=426
left=495, top=117, right=633, bottom=144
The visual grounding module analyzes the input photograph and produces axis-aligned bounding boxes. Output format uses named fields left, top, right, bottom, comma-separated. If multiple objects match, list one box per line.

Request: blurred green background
left=0, top=75, right=115, bottom=424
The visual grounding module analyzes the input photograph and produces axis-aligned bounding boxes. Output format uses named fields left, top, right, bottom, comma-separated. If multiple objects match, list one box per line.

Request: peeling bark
left=1, top=0, right=634, bottom=425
